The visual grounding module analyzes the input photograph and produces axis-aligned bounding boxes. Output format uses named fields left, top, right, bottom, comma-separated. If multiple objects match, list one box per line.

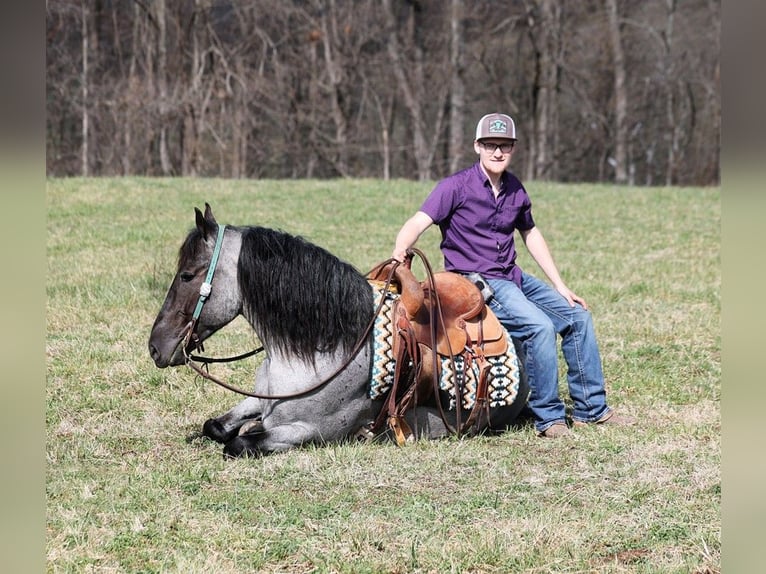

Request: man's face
left=474, top=139, right=516, bottom=176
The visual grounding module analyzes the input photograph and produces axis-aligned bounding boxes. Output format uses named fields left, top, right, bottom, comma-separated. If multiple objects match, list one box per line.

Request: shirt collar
left=475, top=162, right=507, bottom=194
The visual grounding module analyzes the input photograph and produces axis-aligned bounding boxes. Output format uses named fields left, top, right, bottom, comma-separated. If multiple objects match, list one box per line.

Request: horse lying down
left=148, top=204, right=528, bottom=457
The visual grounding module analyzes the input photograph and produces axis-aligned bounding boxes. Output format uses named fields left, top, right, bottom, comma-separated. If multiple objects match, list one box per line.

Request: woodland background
left=46, top=0, right=720, bottom=185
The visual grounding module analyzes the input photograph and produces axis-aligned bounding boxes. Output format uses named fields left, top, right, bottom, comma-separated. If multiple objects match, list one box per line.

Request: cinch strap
left=192, top=224, right=226, bottom=321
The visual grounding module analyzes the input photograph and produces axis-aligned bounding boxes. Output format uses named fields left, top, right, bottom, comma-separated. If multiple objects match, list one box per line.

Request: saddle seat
left=369, top=262, right=507, bottom=357
left=400, top=270, right=507, bottom=357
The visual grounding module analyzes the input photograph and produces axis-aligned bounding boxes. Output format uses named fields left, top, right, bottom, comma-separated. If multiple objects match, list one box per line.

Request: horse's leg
left=222, top=421, right=319, bottom=458
left=222, top=389, right=375, bottom=457
left=202, top=396, right=263, bottom=444
left=404, top=403, right=509, bottom=439
left=202, top=358, right=276, bottom=443
left=404, top=405, right=453, bottom=440
left=215, top=349, right=373, bottom=457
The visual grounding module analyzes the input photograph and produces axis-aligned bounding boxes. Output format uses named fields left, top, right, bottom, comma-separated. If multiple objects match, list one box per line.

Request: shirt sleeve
left=516, top=198, right=535, bottom=231
left=509, top=175, right=535, bottom=231
left=420, top=177, right=461, bottom=224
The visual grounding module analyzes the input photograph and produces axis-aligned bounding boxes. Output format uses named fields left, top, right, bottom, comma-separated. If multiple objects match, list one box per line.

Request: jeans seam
left=569, top=317, right=594, bottom=413
left=528, top=299, right=596, bottom=415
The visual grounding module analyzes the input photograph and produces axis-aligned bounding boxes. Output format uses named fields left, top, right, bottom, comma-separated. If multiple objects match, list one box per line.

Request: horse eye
left=179, top=272, right=195, bottom=283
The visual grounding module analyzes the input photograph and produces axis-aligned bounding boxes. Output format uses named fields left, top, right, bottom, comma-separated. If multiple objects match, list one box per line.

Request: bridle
left=180, top=222, right=227, bottom=359
left=180, top=223, right=397, bottom=400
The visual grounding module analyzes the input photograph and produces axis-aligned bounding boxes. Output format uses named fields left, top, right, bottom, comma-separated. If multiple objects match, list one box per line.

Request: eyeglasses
left=479, top=141, right=516, bottom=153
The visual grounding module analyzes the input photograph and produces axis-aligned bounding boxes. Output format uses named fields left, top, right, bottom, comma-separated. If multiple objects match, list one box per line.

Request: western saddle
left=366, top=254, right=508, bottom=444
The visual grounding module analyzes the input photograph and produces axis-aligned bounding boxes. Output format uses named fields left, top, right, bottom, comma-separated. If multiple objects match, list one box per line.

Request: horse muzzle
left=148, top=339, right=186, bottom=368
left=148, top=320, right=197, bottom=368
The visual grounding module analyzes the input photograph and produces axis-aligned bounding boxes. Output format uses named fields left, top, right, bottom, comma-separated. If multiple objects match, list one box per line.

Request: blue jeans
left=486, top=272, right=611, bottom=432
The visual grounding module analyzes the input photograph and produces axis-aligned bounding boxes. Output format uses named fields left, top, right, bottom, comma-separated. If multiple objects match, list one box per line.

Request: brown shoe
left=538, top=422, right=573, bottom=438
left=573, top=410, right=636, bottom=427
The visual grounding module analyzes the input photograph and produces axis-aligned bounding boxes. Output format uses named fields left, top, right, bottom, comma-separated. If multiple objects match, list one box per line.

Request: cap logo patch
left=488, top=119, right=507, bottom=134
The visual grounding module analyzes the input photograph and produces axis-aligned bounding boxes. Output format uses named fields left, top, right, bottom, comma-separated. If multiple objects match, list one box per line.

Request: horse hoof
left=202, top=418, right=234, bottom=443
left=223, top=436, right=263, bottom=459
left=238, top=418, right=265, bottom=436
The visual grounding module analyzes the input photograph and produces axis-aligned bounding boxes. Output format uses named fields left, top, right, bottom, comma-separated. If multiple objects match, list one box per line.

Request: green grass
left=47, top=178, right=720, bottom=573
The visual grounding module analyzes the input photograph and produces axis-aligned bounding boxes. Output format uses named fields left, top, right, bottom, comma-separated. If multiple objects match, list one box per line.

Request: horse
left=148, top=204, right=528, bottom=457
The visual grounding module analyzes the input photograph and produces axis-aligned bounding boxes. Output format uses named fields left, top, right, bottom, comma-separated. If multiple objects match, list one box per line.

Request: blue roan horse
left=148, top=204, right=528, bottom=457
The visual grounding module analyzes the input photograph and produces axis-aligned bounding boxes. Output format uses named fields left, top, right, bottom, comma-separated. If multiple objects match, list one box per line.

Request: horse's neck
left=258, top=345, right=353, bottom=381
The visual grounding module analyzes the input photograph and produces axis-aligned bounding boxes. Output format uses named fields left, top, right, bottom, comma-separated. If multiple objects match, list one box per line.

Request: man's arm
left=520, top=226, right=588, bottom=309
left=392, top=211, right=434, bottom=262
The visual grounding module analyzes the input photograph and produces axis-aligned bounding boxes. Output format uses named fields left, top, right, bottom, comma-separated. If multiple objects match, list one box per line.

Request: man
left=392, top=112, right=635, bottom=438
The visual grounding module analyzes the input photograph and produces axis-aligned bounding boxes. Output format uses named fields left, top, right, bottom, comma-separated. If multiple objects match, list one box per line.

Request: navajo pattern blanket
left=369, top=285, right=398, bottom=400
left=369, top=284, right=521, bottom=410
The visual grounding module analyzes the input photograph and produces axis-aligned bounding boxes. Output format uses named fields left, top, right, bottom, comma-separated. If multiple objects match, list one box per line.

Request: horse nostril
left=148, top=342, right=170, bottom=368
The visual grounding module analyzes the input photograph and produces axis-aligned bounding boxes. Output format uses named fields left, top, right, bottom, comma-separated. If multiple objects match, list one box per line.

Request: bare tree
left=605, top=0, right=628, bottom=183
left=156, top=0, right=172, bottom=174
left=317, top=0, right=350, bottom=175
left=368, top=82, right=395, bottom=180
left=448, top=0, right=465, bottom=174
left=527, top=0, right=562, bottom=181
left=661, top=0, right=681, bottom=186
left=46, top=0, right=720, bottom=185
left=120, top=1, right=142, bottom=175
left=382, top=0, right=449, bottom=181
left=80, top=0, right=89, bottom=176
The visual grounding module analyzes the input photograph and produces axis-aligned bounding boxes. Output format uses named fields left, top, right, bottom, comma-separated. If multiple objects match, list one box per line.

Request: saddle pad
left=439, top=330, right=521, bottom=411
left=370, top=284, right=398, bottom=400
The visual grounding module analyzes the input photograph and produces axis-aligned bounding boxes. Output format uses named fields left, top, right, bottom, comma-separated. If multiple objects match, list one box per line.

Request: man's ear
left=473, top=141, right=482, bottom=155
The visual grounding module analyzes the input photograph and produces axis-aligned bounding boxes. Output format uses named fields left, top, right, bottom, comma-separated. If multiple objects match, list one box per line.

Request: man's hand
left=392, top=247, right=410, bottom=263
left=556, top=285, right=588, bottom=310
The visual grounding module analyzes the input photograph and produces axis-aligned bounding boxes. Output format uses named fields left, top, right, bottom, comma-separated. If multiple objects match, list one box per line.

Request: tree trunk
left=121, top=1, right=143, bottom=175
left=371, top=89, right=393, bottom=180
left=448, top=0, right=465, bottom=174
left=181, top=1, right=203, bottom=177
left=156, top=0, right=172, bottom=175
left=320, top=2, right=349, bottom=176
left=382, top=0, right=446, bottom=181
left=230, top=59, right=248, bottom=179
left=605, top=0, right=628, bottom=184
left=532, top=0, right=560, bottom=181
left=706, top=0, right=721, bottom=184
left=80, top=0, right=89, bottom=176
left=664, top=0, right=678, bottom=186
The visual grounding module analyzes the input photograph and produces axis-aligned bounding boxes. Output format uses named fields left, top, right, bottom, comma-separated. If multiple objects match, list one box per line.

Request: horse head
left=148, top=204, right=242, bottom=368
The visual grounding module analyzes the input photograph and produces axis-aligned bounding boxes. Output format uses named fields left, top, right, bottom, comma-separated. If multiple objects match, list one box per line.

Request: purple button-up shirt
left=419, top=162, right=535, bottom=287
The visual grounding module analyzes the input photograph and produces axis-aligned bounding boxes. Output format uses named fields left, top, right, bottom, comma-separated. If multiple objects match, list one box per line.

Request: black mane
left=237, top=226, right=373, bottom=361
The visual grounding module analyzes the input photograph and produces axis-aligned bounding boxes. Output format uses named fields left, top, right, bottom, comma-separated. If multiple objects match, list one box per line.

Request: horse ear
left=195, top=207, right=206, bottom=233
left=194, top=205, right=217, bottom=240
left=203, top=202, right=217, bottom=225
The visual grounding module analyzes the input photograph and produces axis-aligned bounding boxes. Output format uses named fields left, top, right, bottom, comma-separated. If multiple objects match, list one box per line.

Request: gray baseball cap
left=475, top=113, right=517, bottom=141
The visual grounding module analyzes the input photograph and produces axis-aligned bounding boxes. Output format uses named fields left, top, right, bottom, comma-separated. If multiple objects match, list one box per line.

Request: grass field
left=46, top=178, right=720, bottom=573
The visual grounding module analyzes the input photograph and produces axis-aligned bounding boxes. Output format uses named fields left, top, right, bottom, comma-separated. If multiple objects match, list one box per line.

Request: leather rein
left=180, top=223, right=401, bottom=400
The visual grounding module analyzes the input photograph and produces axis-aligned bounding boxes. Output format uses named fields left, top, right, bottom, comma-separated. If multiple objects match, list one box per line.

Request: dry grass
left=46, top=178, right=719, bottom=573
